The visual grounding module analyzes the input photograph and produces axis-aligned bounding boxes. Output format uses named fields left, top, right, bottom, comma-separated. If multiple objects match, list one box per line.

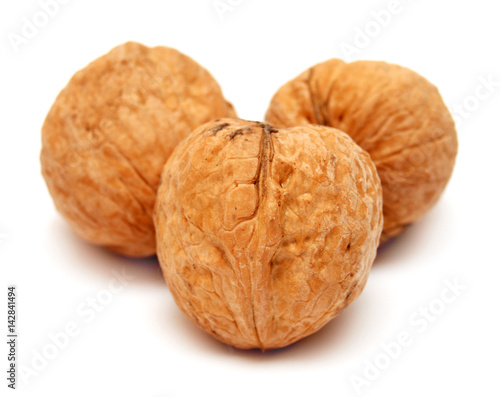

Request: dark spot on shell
left=229, top=127, right=253, bottom=139
left=208, top=122, right=230, bottom=135
left=254, top=121, right=279, bottom=134
left=229, top=129, right=245, bottom=139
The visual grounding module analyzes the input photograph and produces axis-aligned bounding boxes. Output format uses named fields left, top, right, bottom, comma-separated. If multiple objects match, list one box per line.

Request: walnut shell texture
left=155, top=118, right=383, bottom=349
left=41, top=42, right=236, bottom=257
left=265, top=60, right=458, bottom=243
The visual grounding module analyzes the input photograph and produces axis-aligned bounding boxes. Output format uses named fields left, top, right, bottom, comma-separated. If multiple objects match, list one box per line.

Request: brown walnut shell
left=265, top=59, right=458, bottom=243
left=154, top=118, right=383, bottom=350
left=41, top=42, right=236, bottom=257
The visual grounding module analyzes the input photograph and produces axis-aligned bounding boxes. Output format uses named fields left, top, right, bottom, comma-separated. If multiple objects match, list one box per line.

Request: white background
left=1, top=0, right=499, bottom=396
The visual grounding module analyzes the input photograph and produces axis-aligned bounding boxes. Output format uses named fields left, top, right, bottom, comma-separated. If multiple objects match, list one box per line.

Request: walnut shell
left=41, top=42, right=236, bottom=257
left=265, top=60, right=458, bottom=243
left=154, top=118, right=383, bottom=350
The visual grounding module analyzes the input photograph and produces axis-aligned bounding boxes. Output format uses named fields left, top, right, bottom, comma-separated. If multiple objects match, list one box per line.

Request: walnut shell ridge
left=154, top=118, right=383, bottom=350
left=41, top=42, right=236, bottom=257
left=265, top=59, right=458, bottom=243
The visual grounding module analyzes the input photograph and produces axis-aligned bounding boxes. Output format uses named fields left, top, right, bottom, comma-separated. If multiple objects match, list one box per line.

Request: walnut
left=40, top=42, right=236, bottom=257
left=154, top=118, right=383, bottom=350
left=265, top=60, right=458, bottom=243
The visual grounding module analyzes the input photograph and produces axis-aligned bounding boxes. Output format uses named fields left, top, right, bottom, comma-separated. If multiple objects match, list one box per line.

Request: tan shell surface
left=154, top=118, right=383, bottom=350
left=41, top=42, right=236, bottom=257
left=265, top=60, right=458, bottom=242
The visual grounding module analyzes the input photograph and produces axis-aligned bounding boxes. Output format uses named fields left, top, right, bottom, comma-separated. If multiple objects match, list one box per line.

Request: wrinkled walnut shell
left=41, top=42, right=236, bottom=257
left=266, top=60, right=458, bottom=242
left=155, top=118, right=383, bottom=349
